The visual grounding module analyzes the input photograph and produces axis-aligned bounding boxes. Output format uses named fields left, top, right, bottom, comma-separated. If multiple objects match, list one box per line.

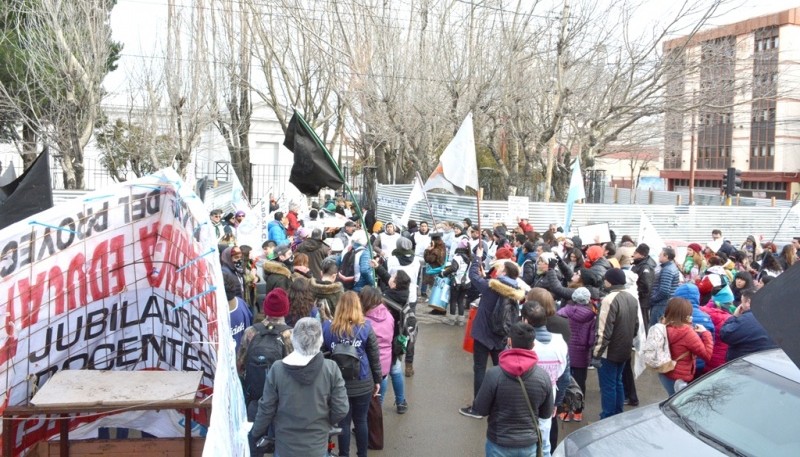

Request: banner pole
left=476, top=188, right=483, bottom=232
left=294, top=110, right=375, bottom=284
left=416, top=172, right=439, bottom=229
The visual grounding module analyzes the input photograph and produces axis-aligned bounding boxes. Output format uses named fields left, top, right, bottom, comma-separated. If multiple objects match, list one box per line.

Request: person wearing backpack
left=384, top=237, right=421, bottom=377
left=249, top=318, right=349, bottom=457
left=460, top=245, right=526, bottom=419
left=440, top=238, right=473, bottom=326
left=658, top=297, right=713, bottom=395
left=237, top=288, right=293, bottom=456
left=373, top=266, right=412, bottom=413
left=323, top=292, right=383, bottom=457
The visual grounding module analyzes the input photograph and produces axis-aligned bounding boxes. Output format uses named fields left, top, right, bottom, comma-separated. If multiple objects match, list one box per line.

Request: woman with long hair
left=760, top=253, right=783, bottom=279
left=291, top=252, right=313, bottom=280
left=779, top=244, right=796, bottom=271
left=285, top=278, right=317, bottom=326
left=682, top=243, right=705, bottom=282
left=322, top=292, right=382, bottom=457
left=659, top=297, right=713, bottom=396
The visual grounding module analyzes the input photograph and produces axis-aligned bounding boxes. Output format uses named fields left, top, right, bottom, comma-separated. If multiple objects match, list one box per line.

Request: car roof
left=743, top=349, right=800, bottom=383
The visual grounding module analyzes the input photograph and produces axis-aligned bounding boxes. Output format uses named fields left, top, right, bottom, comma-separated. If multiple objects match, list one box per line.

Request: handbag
left=517, top=376, right=544, bottom=457
left=367, top=394, right=384, bottom=450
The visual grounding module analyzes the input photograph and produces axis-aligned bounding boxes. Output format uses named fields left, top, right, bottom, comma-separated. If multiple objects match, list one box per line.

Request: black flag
left=0, top=149, right=54, bottom=230
left=283, top=112, right=344, bottom=196
left=752, top=262, right=800, bottom=367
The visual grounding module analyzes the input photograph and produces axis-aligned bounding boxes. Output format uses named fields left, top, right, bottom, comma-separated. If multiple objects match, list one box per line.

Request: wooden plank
left=38, top=438, right=205, bottom=457
left=31, top=371, right=203, bottom=409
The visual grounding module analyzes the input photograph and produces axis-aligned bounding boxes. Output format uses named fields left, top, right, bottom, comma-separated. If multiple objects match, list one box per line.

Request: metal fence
left=602, top=185, right=793, bottom=208
left=376, top=184, right=800, bottom=247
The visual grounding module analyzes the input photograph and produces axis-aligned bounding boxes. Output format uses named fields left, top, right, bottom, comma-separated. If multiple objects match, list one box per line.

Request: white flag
left=399, top=176, right=425, bottom=227
left=637, top=212, right=665, bottom=260
left=423, top=112, right=479, bottom=195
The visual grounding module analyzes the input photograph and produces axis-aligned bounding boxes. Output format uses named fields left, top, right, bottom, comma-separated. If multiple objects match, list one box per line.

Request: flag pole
left=416, top=171, right=438, bottom=228
left=476, top=188, right=483, bottom=233
left=293, top=109, right=376, bottom=284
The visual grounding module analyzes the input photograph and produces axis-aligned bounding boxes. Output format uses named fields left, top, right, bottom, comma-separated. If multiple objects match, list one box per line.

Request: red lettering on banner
left=66, top=253, right=87, bottom=311
left=14, top=271, right=47, bottom=329
left=109, top=234, right=126, bottom=295
left=139, top=222, right=166, bottom=288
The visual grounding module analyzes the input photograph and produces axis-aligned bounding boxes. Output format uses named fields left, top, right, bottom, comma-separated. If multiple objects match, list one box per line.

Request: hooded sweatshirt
left=250, top=352, right=349, bottom=457
left=673, top=283, right=715, bottom=372
left=386, top=248, right=421, bottom=302
left=366, top=304, right=395, bottom=375
left=472, top=349, right=553, bottom=449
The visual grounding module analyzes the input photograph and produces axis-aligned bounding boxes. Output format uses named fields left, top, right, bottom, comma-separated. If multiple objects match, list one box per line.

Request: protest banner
left=507, top=196, right=529, bottom=221
left=0, top=169, right=246, bottom=456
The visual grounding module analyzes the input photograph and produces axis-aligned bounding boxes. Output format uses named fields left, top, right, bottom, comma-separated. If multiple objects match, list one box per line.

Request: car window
left=668, top=359, right=800, bottom=456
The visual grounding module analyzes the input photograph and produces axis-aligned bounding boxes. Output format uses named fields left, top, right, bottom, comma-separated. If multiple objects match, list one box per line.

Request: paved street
left=360, top=305, right=668, bottom=456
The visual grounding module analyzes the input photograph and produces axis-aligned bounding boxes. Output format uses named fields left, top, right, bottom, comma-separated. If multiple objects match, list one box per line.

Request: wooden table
left=3, top=370, right=206, bottom=457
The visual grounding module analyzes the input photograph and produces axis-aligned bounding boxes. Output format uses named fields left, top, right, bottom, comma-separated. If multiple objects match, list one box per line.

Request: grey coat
left=251, top=353, right=349, bottom=456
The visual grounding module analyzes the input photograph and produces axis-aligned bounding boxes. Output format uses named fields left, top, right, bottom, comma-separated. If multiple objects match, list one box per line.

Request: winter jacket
left=267, top=220, right=289, bottom=245
left=701, top=301, right=734, bottom=370
left=262, top=260, right=292, bottom=296
left=250, top=353, right=349, bottom=457
left=651, top=261, right=680, bottom=310
left=469, top=260, right=526, bottom=351
left=521, top=252, right=538, bottom=286
left=557, top=303, right=597, bottom=368
left=386, top=249, right=421, bottom=303
left=546, top=315, right=572, bottom=343
left=423, top=244, right=447, bottom=268
left=441, top=250, right=472, bottom=287
left=535, top=269, right=575, bottom=302
left=296, top=238, right=331, bottom=280
left=592, top=286, right=640, bottom=363
left=664, top=325, right=714, bottom=382
left=472, top=349, right=554, bottom=449
left=518, top=220, right=534, bottom=234
left=375, top=268, right=412, bottom=363
left=220, top=247, right=245, bottom=296
left=673, top=283, right=715, bottom=372
left=322, top=321, right=383, bottom=398
left=285, top=210, right=300, bottom=236
left=720, top=312, right=778, bottom=361
left=310, top=279, right=343, bottom=316
left=365, top=304, right=395, bottom=376
left=630, top=256, right=656, bottom=309
left=352, top=243, right=375, bottom=292
left=587, top=257, right=612, bottom=286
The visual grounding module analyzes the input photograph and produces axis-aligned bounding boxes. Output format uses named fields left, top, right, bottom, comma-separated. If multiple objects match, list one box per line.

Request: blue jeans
left=597, top=358, right=625, bottom=419
left=380, top=360, right=406, bottom=405
left=658, top=373, right=677, bottom=396
left=338, top=392, right=371, bottom=457
left=485, top=440, right=539, bottom=457
left=649, top=304, right=666, bottom=328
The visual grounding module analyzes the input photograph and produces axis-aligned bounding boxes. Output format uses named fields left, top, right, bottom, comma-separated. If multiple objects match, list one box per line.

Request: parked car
left=554, top=349, right=800, bottom=456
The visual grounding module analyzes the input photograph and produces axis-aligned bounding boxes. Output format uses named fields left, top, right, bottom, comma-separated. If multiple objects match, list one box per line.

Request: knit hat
left=586, top=245, right=604, bottom=263
left=495, top=246, right=514, bottom=260
left=453, top=222, right=464, bottom=231
left=493, top=227, right=506, bottom=238
left=572, top=287, right=591, bottom=305
left=674, top=283, right=700, bottom=307
left=458, top=238, right=470, bottom=249
left=373, top=221, right=384, bottom=233
left=604, top=268, right=626, bottom=286
left=235, top=210, right=246, bottom=217
left=688, top=243, right=703, bottom=253
left=296, top=227, right=311, bottom=239
left=396, top=237, right=413, bottom=251
left=713, top=284, right=735, bottom=305
left=263, top=288, right=290, bottom=317
left=634, top=243, right=650, bottom=257
left=274, top=244, right=291, bottom=258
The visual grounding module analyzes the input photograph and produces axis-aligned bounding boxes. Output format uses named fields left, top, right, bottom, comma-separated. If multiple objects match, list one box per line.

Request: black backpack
left=560, top=376, right=585, bottom=414
left=243, top=322, right=291, bottom=405
left=489, top=294, right=521, bottom=337
left=331, top=341, right=361, bottom=381
left=337, top=247, right=364, bottom=290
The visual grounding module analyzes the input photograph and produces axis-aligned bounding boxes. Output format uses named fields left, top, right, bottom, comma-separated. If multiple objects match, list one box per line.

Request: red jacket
left=665, top=325, right=714, bottom=382
left=518, top=220, right=534, bottom=234
left=286, top=210, right=300, bottom=236
left=702, top=302, right=734, bottom=370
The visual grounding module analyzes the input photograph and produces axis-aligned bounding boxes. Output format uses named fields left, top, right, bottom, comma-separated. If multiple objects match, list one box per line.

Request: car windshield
left=667, top=358, right=800, bottom=457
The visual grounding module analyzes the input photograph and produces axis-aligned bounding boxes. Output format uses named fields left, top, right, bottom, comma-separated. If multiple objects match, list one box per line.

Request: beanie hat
left=572, top=287, right=591, bottom=305
left=263, top=288, right=290, bottom=317
left=296, top=227, right=310, bottom=239
left=458, top=238, right=470, bottom=250
left=235, top=210, right=246, bottom=217
left=396, top=236, right=413, bottom=251
left=635, top=243, right=650, bottom=257
left=586, top=245, right=604, bottom=263
left=674, top=283, right=700, bottom=307
left=713, top=284, right=734, bottom=304
left=688, top=243, right=703, bottom=254
left=604, top=268, right=626, bottom=286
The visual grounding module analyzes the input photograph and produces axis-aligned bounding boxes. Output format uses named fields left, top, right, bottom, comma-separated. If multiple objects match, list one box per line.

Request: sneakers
left=458, top=406, right=484, bottom=419
left=396, top=401, right=408, bottom=414
left=558, top=411, right=571, bottom=422
left=572, top=412, right=583, bottom=422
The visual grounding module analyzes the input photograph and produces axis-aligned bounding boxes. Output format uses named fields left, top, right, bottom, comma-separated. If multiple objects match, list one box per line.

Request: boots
left=457, top=315, right=465, bottom=326
left=405, top=361, right=414, bottom=377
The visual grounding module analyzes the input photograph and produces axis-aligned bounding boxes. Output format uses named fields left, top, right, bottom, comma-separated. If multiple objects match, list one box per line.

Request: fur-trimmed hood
left=488, top=278, right=526, bottom=302
left=310, top=278, right=343, bottom=295
left=263, top=260, right=291, bottom=278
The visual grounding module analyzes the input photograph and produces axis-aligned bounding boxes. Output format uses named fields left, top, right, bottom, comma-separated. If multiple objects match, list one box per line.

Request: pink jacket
left=702, top=301, right=733, bottom=370
left=366, top=304, right=395, bottom=376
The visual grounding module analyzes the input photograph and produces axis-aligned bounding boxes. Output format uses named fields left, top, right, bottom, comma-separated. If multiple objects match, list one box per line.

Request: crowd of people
left=213, top=196, right=790, bottom=457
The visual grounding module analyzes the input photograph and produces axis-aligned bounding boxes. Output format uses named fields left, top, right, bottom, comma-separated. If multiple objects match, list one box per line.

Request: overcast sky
left=103, top=0, right=798, bottom=105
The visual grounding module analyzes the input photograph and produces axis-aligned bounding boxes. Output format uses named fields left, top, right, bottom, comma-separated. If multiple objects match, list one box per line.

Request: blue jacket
left=720, top=312, right=778, bottom=361
left=267, top=220, right=288, bottom=245
left=673, top=283, right=715, bottom=371
left=352, top=244, right=375, bottom=292
left=469, top=260, right=526, bottom=351
left=651, top=261, right=680, bottom=309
